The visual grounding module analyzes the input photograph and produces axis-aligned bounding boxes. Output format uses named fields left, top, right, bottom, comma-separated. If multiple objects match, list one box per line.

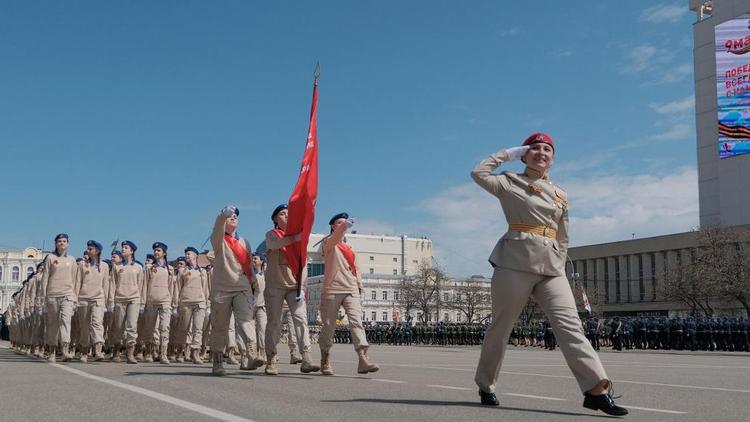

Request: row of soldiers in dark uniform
left=589, top=316, right=750, bottom=352
left=332, top=322, right=488, bottom=346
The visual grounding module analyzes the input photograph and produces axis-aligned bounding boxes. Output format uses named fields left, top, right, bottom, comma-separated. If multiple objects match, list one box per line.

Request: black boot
left=479, top=390, right=499, bottom=406
left=583, top=384, right=628, bottom=416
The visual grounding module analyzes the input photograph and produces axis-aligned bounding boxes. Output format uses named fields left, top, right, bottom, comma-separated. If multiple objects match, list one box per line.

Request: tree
left=446, top=277, right=491, bottom=323
left=398, top=263, right=446, bottom=323
left=694, top=227, right=750, bottom=316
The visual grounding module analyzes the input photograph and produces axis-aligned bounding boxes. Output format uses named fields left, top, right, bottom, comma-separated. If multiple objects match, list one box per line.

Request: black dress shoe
left=583, top=392, right=628, bottom=416
left=479, top=390, right=499, bottom=406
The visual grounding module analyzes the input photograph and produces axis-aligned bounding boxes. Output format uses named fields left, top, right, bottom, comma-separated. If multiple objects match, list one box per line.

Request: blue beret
left=111, top=250, right=123, bottom=260
left=86, top=240, right=103, bottom=252
left=121, top=240, right=137, bottom=252
left=152, top=242, right=168, bottom=252
left=102, top=259, right=112, bottom=266
left=184, top=246, right=199, bottom=255
left=76, top=258, right=83, bottom=263
left=146, top=254, right=155, bottom=261
left=55, top=233, right=69, bottom=241
left=252, top=252, right=267, bottom=262
left=176, top=256, right=187, bottom=263
left=271, top=204, right=288, bottom=221
left=329, top=212, right=349, bottom=226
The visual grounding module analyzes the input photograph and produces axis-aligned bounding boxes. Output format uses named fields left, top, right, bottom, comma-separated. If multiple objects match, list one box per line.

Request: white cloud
left=656, top=63, right=693, bottom=84
left=649, top=95, right=695, bottom=114
left=403, top=167, right=698, bottom=277
left=640, top=3, right=688, bottom=23
left=498, top=27, right=520, bottom=37
left=649, top=123, right=693, bottom=141
left=626, top=44, right=659, bottom=72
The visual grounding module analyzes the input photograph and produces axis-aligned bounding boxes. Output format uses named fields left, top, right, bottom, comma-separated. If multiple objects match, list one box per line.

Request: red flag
left=284, top=77, right=319, bottom=295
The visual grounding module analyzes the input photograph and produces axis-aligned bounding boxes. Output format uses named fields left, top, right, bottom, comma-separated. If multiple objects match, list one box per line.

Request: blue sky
left=0, top=1, right=700, bottom=276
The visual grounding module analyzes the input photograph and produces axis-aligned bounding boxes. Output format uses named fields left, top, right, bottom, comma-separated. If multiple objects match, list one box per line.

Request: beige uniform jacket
left=264, top=230, right=306, bottom=290
left=254, top=271, right=266, bottom=307
left=210, top=213, right=255, bottom=293
left=41, top=253, right=78, bottom=300
left=75, top=260, right=110, bottom=307
left=143, top=263, right=175, bottom=308
left=322, top=238, right=363, bottom=296
left=175, top=266, right=209, bottom=308
left=109, top=261, right=144, bottom=304
left=471, top=149, right=569, bottom=277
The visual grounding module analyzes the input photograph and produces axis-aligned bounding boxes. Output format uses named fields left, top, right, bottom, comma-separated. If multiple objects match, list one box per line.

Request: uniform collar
left=523, top=166, right=549, bottom=180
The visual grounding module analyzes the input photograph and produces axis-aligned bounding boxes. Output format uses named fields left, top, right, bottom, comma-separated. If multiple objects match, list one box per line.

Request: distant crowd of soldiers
left=332, top=322, right=487, bottom=346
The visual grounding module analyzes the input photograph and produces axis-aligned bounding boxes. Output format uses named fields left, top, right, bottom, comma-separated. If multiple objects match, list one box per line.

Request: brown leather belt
left=509, top=223, right=557, bottom=239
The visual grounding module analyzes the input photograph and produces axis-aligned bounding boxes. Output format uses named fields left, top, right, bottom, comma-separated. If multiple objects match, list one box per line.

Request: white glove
left=506, top=145, right=530, bottom=162
left=296, top=290, right=305, bottom=302
left=106, top=304, right=114, bottom=313
left=221, top=205, right=237, bottom=217
left=171, top=307, right=178, bottom=317
left=345, top=218, right=355, bottom=228
left=139, top=304, right=145, bottom=314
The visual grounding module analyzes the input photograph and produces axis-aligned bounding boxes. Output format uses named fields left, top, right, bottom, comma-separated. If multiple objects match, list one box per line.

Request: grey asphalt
left=1, top=340, right=748, bottom=422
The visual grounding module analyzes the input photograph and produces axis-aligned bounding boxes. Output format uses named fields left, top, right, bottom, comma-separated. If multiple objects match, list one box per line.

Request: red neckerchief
left=224, top=234, right=253, bottom=283
left=336, top=242, right=358, bottom=276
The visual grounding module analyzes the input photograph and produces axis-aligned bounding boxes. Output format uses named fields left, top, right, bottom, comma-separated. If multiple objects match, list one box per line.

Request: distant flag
left=110, top=238, right=119, bottom=253
left=581, top=290, right=592, bottom=315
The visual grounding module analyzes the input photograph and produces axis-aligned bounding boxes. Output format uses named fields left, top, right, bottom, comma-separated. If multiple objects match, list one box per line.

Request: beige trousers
left=176, top=304, right=206, bottom=349
left=45, top=297, right=75, bottom=346
left=475, top=267, right=608, bottom=394
left=265, top=287, right=311, bottom=357
left=210, top=290, right=256, bottom=352
left=77, top=301, right=105, bottom=347
left=112, top=302, right=140, bottom=346
left=255, top=306, right=267, bottom=353
left=283, top=308, right=297, bottom=352
left=143, top=304, right=171, bottom=346
left=319, top=293, right=368, bottom=352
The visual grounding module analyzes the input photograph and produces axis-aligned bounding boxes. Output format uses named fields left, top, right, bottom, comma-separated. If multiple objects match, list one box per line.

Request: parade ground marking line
left=51, top=364, right=255, bottom=422
left=502, top=393, right=567, bottom=401
left=427, top=384, right=471, bottom=391
left=618, top=405, right=687, bottom=415
left=372, top=379, right=407, bottom=384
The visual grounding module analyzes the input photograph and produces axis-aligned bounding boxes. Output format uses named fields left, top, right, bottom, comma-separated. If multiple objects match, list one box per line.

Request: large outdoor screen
left=716, top=13, right=750, bottom=159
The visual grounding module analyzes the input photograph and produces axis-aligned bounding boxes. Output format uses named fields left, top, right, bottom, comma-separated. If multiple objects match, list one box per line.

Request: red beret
left=522, top=132, right=554, bottom=151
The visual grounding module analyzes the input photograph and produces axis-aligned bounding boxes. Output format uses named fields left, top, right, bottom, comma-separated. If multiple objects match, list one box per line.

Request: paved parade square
left=2, top=340, right=748, bottom=422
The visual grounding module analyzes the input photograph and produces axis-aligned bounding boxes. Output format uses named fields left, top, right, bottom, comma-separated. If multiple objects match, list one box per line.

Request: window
left=614, top=258, right=621, bottom=303
left=382, top=291, right=388, bottom=301
left=306, top=263, right=325, bottom=277
left=27, top=267, right=34, bottom=277
left=394, top=291, right=400, bottom=301
left=12, top=266, right=20, bottom=282
left=443, top=313, right=449, bottom=321
left=371, top=311, right=377, bottom=321
left=369, top=256, right=374, bottom=261
left=0, top=266, right=3, bottom=281
left=392, top=257, right=398, bottom=262
left=638, top=255, right=645, bottom=301
left=444, top=293, right=449, bottom=302
left=383, top=311, right=388, bottom=321
left=393, top=269, right=398, bottom=275
left=412, top=260, right=418, bottom=264
left=651, top=253, right=657, bottom=301
left=456, top=313, right=462, bottom=322
left=371, top=290, right=376, bottom=300
left=604, top=259, right=610, bottom=304
left=369, top=268, right=374, bottom=275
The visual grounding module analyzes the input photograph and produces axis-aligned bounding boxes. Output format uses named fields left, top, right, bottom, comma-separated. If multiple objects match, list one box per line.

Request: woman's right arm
left=471, top=146, right=527, bottom=197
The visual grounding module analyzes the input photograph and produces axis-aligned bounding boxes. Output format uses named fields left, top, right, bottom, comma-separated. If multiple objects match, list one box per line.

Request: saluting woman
left=471, top=133, right=627, bottom=416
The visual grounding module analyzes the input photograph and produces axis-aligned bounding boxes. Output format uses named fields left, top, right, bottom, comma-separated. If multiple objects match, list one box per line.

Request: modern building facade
left=690, top=0, right=750, bottom=227
left=0, top=247, right=45, bottom=311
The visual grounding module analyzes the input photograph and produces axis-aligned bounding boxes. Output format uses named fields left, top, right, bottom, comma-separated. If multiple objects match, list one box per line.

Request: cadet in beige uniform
left=209, top=205, right=263, bottom=376
left=175, top=246, right=209, bottom=364
left=109, top=240, right=144, bottom=364
left=471, top=133, right=627, bottom=416
left=30, top=263, right=46, bottom=357
left=40, top=233, right=78, bottom=363
left=105, top=250, right=123, bottom=355
left=251, top=253, right=268, bottom=365
left=74, top=240, right=109, bottom=362
left=264, top=204, right=319, bottom=375
left=318, top=213, right=378, bottom=375
left=142, top=242, right=175, bottom=364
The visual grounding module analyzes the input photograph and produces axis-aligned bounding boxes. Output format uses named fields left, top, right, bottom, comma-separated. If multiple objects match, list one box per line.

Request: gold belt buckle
left=542, top=227, right=549, bottom=237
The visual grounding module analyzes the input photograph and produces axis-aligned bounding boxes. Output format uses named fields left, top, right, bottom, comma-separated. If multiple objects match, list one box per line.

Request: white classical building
left=0, top=247, right=45, bottom=311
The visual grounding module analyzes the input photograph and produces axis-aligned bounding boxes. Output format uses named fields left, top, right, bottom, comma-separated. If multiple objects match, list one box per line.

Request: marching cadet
left=142, top=242, right=175, bottom=364
left=30, top=263, right=46, bottom=357
left=108, top=240, right=144, bottom=364
left=105, top=251, right=123, bottom=355
left=136, top=253, right=156, bottom=360
left=174, top=246, right=209, bottom=364
left=40, top=233, right=78, bottom=363
left=209, top=205, right=263, bottom=376
left=252, top=252, right=268, bottom=366
left=318, top=213, right=378, bottom=375
left=470, top=133, right=627, bottom=416
left=74, top=240, right=110, bottom=362
left=263, top=204, right=319, bottom=375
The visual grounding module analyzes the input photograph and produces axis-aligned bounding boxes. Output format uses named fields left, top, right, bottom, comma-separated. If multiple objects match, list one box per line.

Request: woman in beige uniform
left=74, top=240, right=110, bottom=362
left=174, top=246, right=209, bottom=364
left=109, top=240, right=144, bottom=364
left=471, top=133, right=627, bottom=416
left=40, top=233, right=78, bottom=363
left=251, top=252, right=268, bottom=365
left=318, top=213, right=378, bottom=375
left=142, top=242, right=175, bottom=364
